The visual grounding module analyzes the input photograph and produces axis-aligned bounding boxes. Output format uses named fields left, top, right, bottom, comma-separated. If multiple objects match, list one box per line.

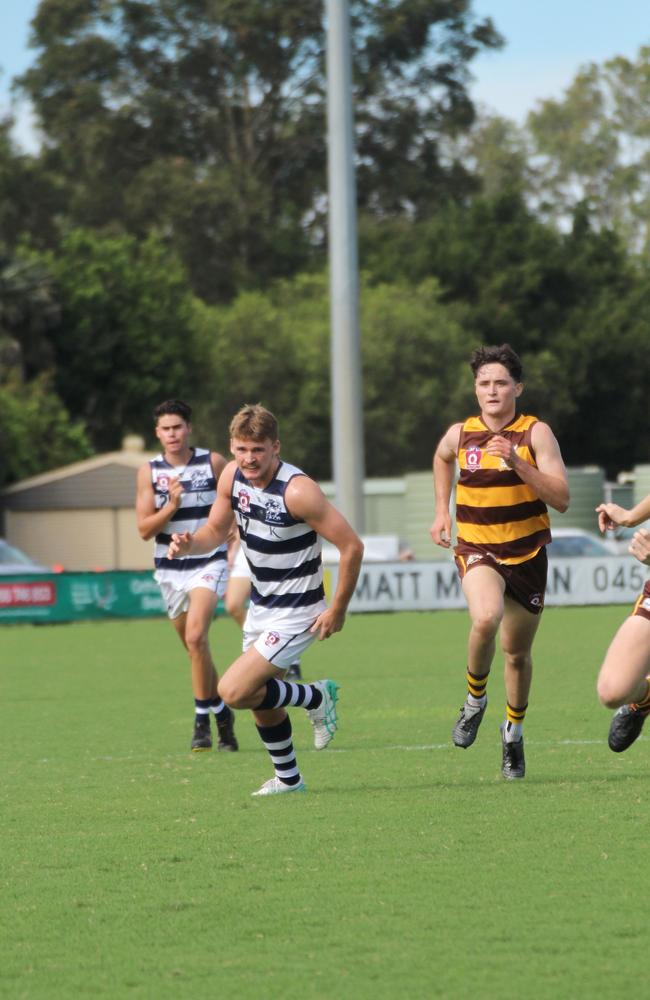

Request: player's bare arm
left=286, top=477, right=364, bottom=640
left=167, top=462, right=236, bottom=558
left=596, top=493, right=650, bottom=533
left=486, top=422, right=569, bottom=513
left=430, top=423, right=461, bottom=548
left=136, top=462, right=185, bottom=541
left=210, top=450, right=228, bottom=484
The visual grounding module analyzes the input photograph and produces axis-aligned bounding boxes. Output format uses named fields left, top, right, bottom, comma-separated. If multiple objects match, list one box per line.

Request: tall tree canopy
left=526, top=46, right=650, bottom=250
left=16, top=0, right=502, bottom=300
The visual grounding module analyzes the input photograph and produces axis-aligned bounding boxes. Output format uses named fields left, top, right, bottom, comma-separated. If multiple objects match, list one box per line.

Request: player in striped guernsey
left=168, top=404, right=364, bottom=797
left=430, top=345, right=569, bottom=779
left=596, top=493, right=650, bottom=753
left=136, top=400, right=237, bottom=753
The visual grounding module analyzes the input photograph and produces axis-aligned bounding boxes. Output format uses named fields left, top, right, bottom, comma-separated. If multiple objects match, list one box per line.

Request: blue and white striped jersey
left=231, top=461, right=327, bottom=631
left=150, top=447, right=227, bottom=585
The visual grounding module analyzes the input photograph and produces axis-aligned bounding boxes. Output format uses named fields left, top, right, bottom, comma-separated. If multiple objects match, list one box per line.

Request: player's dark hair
left=229, top=403, right=279, bottom=442
left=470, top=344, right=523, bottom=383
left=153, top=399, right=192, bottom=424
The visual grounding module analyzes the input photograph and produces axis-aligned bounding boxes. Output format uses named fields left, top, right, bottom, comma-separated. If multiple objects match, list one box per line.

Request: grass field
left=2, top=606, right=648, bottom=999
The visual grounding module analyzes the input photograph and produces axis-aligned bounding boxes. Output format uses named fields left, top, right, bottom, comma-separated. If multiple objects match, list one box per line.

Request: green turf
left=2, top=606, right=646, bottom=999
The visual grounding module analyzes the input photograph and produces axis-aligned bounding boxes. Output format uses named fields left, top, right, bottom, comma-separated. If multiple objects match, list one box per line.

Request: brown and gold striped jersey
left=455, top=414, right=551, bottom=566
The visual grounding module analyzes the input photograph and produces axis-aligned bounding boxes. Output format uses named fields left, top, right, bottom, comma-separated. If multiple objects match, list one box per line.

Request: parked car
left=604, top=519, right=650, bottom=554
left=547, top=527, right=616, bottom=558
left=0, top=539, right=49, bottom=574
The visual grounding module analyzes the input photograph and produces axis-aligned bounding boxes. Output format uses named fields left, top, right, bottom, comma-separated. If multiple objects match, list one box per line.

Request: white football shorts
left=243, top=622, right=318, bottom=669
left=156, top=561, right=229, bottom=620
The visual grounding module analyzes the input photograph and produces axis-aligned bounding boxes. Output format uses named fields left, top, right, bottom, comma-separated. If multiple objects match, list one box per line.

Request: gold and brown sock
left=503, top=702, right=528, bottom=742
left=466, top=669, right=489, bottom=708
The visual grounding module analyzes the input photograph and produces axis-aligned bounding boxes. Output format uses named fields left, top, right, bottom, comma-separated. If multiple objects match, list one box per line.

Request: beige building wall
left=6, top=508, right=152, bottom=571
left=117, top=508, right=153, bottom=570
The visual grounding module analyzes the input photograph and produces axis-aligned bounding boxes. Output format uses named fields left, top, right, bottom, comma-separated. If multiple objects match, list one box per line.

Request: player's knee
left=504, top=650, right=531, bottom=673
left=597, top=673, right=625, bottom=709
left=471, top=609, right=502, bottom=639
left=185, top=630, right=209, bottom=656
left=217, top=676, right=245, bottom=708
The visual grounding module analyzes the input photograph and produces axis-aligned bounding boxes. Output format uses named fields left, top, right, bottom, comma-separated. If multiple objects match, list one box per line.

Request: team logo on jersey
left=465, top=446, right=482, bottom=471
left=157, top=474, right=170, bottom=492
left=190, top=469, right=210, bottom=489
left=238, top=489, right=251, bottom=513
left=265, top=631, right=281, bottom=647
left=264, top=498, right=283, bottom=522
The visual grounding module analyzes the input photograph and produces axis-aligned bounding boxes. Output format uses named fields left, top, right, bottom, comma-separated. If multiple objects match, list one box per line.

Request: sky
left=0, top=0, right=649, bottom=150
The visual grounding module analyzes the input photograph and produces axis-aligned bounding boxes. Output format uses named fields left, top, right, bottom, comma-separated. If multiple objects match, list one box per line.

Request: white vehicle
left=547, top=527, right=617, bottom=558
left=0, top=539, right=49, bottom=575
left=604, top=519, right=650, bottom=555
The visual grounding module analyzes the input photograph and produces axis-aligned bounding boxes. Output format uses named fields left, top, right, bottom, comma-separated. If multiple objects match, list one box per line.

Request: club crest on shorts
left=265, top=631, right=281, bottom=647
left=530, top=593, right=543, bottom=608
left=465, top=446, right=482, bottom=471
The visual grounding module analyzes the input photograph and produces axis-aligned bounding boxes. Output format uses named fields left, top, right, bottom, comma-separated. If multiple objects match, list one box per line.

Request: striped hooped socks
left=209, top=696, right=232, bottom=723
left=256, top=678, right=324, bottom=711
left=466, top=669, right=489, bottom=709
left=503, top=702, right=528, bottom=742
left=194, top=697, right=211, bottom=724
left=256, top=716, right=303, bottom=787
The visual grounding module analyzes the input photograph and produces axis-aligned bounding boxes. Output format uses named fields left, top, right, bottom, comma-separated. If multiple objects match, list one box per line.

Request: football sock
left=503, top=702, right=528, bottom=742
left=256, top=716, right=302, bottom=787
left=194, top=697, right=211, bottom=724
left=631, top=678, right=650, bottom=713
left=466, top=668, right=489, bottom=708
left=209, top=697, right=231, bottom=722
left=256, top=678, right=323, bottom=711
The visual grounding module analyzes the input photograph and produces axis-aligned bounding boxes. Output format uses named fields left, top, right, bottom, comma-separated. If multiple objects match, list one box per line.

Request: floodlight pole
left=326, top=0, right=365, bottom=532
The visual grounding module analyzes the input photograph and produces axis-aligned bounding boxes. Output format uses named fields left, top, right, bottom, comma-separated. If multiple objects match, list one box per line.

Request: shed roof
left=1, top=447, right=156, bottom=510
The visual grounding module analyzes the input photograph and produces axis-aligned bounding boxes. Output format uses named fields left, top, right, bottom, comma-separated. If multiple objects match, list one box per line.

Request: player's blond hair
left=229, top=404, right=279, bottom=442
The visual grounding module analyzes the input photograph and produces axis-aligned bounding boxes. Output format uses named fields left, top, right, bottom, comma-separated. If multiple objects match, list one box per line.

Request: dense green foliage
left=3, top=608, right=647, bottom=998
left=0, top=3, right=648, bottom=486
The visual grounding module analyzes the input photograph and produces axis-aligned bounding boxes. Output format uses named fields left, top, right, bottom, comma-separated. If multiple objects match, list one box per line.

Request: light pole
left=326, top=0, right=365, bottom=532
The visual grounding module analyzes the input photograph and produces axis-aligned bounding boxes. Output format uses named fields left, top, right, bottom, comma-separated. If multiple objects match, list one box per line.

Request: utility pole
left=326, top=0, right=365, bottom=532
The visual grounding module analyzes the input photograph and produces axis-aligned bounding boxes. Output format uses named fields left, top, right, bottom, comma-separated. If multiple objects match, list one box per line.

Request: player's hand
left=629, top=528, right=650, bottom=566
left=310, top=607, right=345, bottom=640
left=168, top=531, right=192, bottom=558
left=595, top=502, right=629, bottom=533
left=168, top=477, right=184, bottom=509
left=485, top=434, right=516, bottom=467
left=430, top=513, right=452, bottom=548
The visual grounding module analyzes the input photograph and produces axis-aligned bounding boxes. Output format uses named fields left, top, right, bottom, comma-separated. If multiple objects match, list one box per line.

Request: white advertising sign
left=328, top=557, right=647, bottom=613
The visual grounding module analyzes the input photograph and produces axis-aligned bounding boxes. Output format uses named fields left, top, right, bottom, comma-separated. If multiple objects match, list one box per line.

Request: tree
left=27, top=228, right=202, bottom=451
left=16, top=0, right=502, bottom=300
left=0, top=372, right=92, bottom=488
left=190, top=270, right=473, bottom=479
left=526, top=46, right=650, bottom=250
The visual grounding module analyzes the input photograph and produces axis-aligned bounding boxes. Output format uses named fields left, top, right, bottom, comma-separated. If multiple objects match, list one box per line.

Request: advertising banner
left=0, top=571, right=167, bottom=623
left=340, top=556, right=646, bottom=614
left=0, top=557, right=645, bottom=624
